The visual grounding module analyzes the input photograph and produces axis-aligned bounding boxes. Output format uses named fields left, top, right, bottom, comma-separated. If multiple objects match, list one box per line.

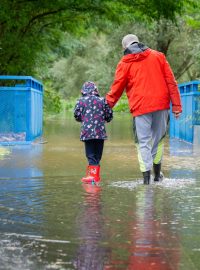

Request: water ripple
left=110, top=178, right=196, bottom=190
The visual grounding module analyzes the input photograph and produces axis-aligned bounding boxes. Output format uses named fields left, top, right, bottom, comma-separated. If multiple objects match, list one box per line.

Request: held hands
left=173, top=111, right=181, bottom=119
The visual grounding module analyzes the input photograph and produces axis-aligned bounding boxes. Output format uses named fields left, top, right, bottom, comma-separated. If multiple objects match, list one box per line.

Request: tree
left=0, top=0, right=188, bottom=76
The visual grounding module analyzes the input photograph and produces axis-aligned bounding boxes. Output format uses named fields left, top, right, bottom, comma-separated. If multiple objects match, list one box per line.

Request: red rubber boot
left=81, top=165, right=101, bottom=185
left=90, top=165, right=100, bottom=184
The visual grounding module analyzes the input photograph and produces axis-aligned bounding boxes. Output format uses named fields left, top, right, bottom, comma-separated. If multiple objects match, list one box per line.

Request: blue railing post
left=169, top=80, right=200, bottom=143
left=0, top=76, right=43, bottom=145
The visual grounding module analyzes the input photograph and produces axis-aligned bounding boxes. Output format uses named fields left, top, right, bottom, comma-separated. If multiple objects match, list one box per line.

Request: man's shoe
left=154, top=172, right=164, bottom=182
left=143, top=170, right=151, bottom=185
left=153, top=163, right=163, bottom=182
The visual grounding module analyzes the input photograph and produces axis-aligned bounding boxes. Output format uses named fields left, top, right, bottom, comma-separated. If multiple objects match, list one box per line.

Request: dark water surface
left=0, top=113, right=200, bottom=270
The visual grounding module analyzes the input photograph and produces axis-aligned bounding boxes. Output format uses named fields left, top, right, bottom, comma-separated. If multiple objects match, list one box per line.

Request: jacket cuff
left=172, top=105, right=182, bottom=113
left=106, top=99, right=115, bottom=108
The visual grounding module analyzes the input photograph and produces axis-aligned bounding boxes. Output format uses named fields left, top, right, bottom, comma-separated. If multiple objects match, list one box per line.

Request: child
left=74, top=81, right=113, bottom=185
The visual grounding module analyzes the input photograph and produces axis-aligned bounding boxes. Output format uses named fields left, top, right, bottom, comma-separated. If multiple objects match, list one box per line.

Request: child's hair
left=81, top=81, right=100, bottom=96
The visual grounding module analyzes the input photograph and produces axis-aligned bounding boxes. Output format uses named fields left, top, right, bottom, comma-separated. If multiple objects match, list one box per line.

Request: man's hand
left=173, top=111, right=181, bottom=119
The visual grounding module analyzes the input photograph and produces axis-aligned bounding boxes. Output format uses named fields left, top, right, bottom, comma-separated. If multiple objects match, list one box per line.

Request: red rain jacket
left=106, top=48, right=182, bottom=116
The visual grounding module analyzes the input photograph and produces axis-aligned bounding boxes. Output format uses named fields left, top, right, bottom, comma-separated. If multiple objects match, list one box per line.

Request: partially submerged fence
left=0, top=76, right=43, bottom=145
left=170, top=80, right=200, bottom=143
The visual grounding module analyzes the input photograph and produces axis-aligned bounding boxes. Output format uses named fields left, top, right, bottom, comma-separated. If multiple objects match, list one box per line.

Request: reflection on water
left=0, top=113, right=200, bottom=269
left=0, top=145, right=43, bottom=179
left=73, top=184, right=109, bottom=269
left=0, top=146, right=11, bottom=160
left=127, top=188, right=180, bottom=270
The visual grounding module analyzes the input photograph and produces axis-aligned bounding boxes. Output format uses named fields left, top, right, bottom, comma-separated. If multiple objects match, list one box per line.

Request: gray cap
left=122, top=34, right=139, bottom=49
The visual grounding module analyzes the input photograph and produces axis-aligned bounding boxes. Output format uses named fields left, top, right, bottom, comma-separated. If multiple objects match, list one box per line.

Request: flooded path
left=0, top=113, right=200, bottom=269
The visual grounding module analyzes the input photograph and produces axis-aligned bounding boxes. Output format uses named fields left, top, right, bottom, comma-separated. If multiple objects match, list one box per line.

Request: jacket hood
left=122, top=43, right=151, bottom=63
left=81, top=81, right=100, bottom=96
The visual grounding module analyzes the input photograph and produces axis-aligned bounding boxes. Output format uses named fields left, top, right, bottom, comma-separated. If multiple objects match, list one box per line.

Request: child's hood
left=81, top=81, right=100, bottom=96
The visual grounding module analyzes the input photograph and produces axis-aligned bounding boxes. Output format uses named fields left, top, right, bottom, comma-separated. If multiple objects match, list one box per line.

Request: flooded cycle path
left=0, top=113, right=200, bottom=269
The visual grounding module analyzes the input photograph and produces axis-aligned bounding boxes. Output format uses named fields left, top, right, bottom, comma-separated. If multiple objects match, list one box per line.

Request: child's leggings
left=84, top=139, right=104, bottom=165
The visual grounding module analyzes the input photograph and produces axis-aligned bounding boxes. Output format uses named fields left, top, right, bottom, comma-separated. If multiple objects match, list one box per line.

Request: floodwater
left=0, top=113, right=200, bottom=270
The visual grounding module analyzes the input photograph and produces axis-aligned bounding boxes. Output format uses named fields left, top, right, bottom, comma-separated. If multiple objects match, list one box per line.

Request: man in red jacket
left=106, top=34, right=182, bottom=184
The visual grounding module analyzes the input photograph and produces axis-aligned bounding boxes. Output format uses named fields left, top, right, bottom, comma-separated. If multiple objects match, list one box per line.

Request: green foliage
left=65, top=97, right=78, bottom=112
left=1, top=0, right=200, bottom=113
left=44, top=86, right=63, bottom=114
left=64, top=95, right=129, bottom=113
left=49, top=33, right=116, bottom=98
left=113, top=94, right=129, bottom=113
left=0, top=0, right=189, bottom=76
left=47, top=12, right=200, bottom=107
left=183, top=0, right=200, bottom=29
left=0, top=0, right=109, bottom=75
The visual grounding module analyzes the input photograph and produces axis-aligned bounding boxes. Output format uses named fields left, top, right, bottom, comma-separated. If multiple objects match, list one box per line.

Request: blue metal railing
left=0, top=76, right=43, bottom=145
left=170, top=80, right=200, bottom=143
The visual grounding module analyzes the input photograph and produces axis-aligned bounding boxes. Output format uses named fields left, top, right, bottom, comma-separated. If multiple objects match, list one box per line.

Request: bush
left=65, top=97, right=77, bottom=112
left=113, top=94, right=129, bottom=113
left=44, top=88, right=63, bottom=114
left=64, top=95, right=129, bottom=113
